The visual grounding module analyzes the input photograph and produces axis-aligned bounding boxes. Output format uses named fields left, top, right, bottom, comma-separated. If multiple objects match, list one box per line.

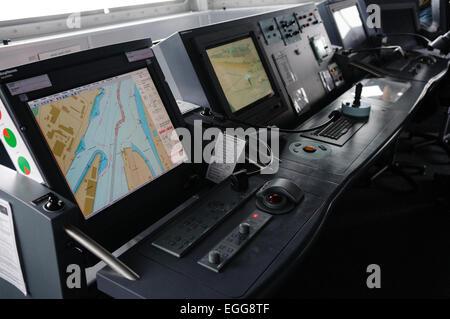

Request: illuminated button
left=253, top=213, right=259, bottom=219
left=303, top=146, right=317, bottom=153
left=267, top=193, right=283, bottom=204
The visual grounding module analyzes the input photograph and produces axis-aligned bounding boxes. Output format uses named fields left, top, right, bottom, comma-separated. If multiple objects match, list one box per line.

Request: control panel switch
left=198, top=212, right=272, bottom=272
left=43, top=194, right=64, bottom=212
left=208, top=251, right=221, bottom=264
left=239, top=223, right=250, bottom=235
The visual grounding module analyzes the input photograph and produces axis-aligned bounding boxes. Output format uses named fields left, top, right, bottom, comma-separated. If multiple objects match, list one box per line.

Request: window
left=1, top=0, right=177, bottom=22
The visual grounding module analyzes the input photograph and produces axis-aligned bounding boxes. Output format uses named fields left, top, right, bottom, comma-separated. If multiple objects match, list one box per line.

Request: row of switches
left=198, top=211, right=272, bottom=272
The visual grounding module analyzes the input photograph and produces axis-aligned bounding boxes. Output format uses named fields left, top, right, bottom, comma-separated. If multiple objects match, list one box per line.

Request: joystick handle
left=353, top=83, right=363, bottom=107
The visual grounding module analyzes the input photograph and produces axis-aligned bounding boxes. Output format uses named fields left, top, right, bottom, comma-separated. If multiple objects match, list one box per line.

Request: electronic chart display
left=28, top=68, right=186, bottom=218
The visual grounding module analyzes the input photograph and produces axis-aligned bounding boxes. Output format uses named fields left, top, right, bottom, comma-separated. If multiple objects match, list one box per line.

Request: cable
left=383, top=32, right=432, bottom=47
left=348, top=61, right=389, bottom=78
left=223, top=110, right=342, bottom=134
left=343, top=45, right=406, bottom=57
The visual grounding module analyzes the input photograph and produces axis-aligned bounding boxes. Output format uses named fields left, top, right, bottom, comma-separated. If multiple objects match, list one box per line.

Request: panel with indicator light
left=259, top=18, right=282, bottom=45
left=198, top=211, right=272, bottom=273
left=152, top=177, right=265, bottom=257
left=328, top=62, right=345, bottom=88
left=275, top=14, right=301, bottom=45
left=295, top=9, right=321, bottom=31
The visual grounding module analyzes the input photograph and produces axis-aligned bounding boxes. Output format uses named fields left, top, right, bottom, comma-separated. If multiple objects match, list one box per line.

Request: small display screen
left=206, top=37, right=275, bottom=113
left=333, top=5, right=367, bottom=49
left=28, top=68, right=187, bottom=219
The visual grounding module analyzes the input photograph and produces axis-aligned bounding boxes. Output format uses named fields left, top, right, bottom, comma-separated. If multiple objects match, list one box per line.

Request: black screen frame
left=328, top=0, right=370, bottom=50
left=190, top=27, right=286, bottom=124
left=0, top=40, right=194, bottom=251
left=202, top=34, right=277, bottom=117
left=379, top=2, right=420, bottom=33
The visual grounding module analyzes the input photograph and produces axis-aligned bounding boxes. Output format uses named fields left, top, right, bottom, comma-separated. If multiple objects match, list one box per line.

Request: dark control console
left=198, top=211, right=272, bottom=272
left=152, top=178, right=264, bottom=257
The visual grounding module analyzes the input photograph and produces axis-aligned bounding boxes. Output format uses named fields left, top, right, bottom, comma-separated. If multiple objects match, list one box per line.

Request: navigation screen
left=206, top=37, right=274, bottom=113
left=333, top=5, right=367, bottom=49
left=28, top=68, right=187, bottom=219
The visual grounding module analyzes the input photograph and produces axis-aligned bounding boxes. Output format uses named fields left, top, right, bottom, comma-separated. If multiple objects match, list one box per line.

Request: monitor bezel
left=193, top=29, right=285, bottom=124
left=379, top=2, right=420, bottom=34
left=0, top=40, right=193, bottom=251
left=326, top=0, right=371, bottom=50
left=328, top=0, right=370, bottom=50
left=28, top=67, right=186, bottom=220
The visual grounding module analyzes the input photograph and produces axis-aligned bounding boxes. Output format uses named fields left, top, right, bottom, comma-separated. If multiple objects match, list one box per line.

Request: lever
left=64, top=225, right=140, bottom=281
left=353, top=83, right=363, bottom=107
left=341, top=82, right=371, bottom=118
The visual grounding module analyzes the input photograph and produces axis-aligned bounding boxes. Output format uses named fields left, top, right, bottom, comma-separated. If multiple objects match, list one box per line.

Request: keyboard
left=314, top=116, right=355, bottom=140
left=301, top=115, right=366, bottom=146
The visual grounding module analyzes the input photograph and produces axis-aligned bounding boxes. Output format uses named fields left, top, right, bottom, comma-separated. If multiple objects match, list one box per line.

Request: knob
left=208, top=250, right=221, bottom=264
left=44, top=194, right=64, bottom=212
left=239, top=223, right=250, bottom=235
left=268, top=25, right=274, bottom=31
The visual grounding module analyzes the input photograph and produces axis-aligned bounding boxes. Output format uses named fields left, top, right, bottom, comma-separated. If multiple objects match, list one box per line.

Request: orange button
left=303, top=146, right=317, bottom=153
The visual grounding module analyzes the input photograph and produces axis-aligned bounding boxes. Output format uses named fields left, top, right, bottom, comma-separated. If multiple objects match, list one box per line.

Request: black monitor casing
left=156, top=4, right=341, bottom=128
left=318, top=0, right=377, bottom=50
left=194, top=28, right=286, bottom=122
left=187, top=26, right=286, bottom=124
left=0, top=39, right=196, bottom=253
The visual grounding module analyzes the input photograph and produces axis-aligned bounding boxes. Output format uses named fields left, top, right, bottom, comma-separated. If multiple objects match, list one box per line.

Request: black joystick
left=230, top=169, right=249, bottom=192
left=44, top=194, right=64, bottom=212
left=353, top=82, right=363, bottom=108
left=341, top=82, right=371, bottom=118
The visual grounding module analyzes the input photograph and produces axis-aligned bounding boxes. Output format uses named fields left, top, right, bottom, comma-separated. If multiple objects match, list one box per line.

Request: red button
left=267, top=193, right=283, bottom=204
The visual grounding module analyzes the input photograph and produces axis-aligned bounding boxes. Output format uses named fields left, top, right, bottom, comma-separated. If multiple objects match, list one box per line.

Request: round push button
left=303, top=146, right=317, bottom=153
left=239, top=223, right=250, bottom=235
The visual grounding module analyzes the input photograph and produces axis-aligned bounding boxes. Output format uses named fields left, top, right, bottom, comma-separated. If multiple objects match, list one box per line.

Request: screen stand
left=64, top=225, right=140, bottom=281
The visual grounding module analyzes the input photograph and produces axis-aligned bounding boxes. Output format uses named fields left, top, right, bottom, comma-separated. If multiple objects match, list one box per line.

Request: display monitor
left=28, top=68, right=186, bottom=219
left=205, top=37, right=275, bottom=113
left=332, top=5, right=368, bottom=49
